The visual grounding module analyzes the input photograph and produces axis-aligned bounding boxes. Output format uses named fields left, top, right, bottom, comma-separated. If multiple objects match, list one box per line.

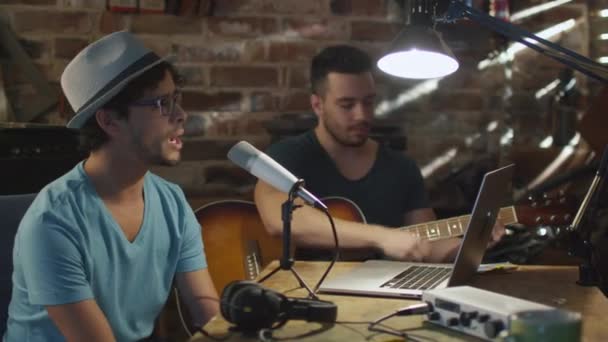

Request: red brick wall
left=0, top=0, right=594, bottom=200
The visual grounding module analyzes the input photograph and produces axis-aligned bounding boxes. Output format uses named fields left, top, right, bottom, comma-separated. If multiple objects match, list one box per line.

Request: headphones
left=220, top=280, right=338, bottom=332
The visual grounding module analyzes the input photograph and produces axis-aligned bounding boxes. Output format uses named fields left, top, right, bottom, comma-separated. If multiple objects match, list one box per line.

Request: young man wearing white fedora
left=4, top=31, right=219, bottom=341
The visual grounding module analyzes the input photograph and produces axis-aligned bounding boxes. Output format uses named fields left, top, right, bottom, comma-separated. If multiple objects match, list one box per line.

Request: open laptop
left=318, top=164, right=514, bottom=298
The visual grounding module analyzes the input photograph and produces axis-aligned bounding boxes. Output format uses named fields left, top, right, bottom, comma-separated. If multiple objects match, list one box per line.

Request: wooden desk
left=190, top=261, right=608, bottom=341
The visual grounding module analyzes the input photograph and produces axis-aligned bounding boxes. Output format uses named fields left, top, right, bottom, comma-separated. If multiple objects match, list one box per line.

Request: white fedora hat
left=62, top=31, right=172, bottom=129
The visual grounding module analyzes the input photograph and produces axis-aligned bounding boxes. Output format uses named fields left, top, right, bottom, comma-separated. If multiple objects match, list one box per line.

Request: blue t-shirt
left=4, top=162, right=207, bottom=341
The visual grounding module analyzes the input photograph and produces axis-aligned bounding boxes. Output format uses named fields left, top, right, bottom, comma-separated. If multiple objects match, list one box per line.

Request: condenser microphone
left=227, top=141, right=327, bottom=210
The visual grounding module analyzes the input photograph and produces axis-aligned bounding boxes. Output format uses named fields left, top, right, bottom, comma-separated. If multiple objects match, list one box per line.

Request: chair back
left=0, top=193, right=36, bottom=334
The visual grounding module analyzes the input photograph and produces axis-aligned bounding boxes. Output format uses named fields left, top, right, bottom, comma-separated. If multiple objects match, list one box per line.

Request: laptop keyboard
left=380, top=265, right=451, bottom=290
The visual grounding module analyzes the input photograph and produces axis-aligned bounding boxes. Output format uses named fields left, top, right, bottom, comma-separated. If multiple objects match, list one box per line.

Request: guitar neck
left=400, top=206, right=517, bottom=241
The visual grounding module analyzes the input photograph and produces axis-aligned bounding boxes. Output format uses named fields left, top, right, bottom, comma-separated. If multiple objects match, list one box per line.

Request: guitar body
left=196, top=200, right=274, bottom=293
left=322, top=196, right=367, bottom=222
left=195, top=197, right=366, bottom=292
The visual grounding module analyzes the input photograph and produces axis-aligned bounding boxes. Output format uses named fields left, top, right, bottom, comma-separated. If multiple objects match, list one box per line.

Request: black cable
left=313, top=207, right=340, bottom=294
left=367, top=303, right=431, bottom=339
left=173, top=288, right=237, bottom=341
left=335, top=319, right=432, bottom=341
left=334, top=320, right=394, bottom=340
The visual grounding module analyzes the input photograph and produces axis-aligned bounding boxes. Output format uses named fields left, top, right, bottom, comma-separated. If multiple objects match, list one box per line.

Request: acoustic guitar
left=196, top=197, right=572, bottom=293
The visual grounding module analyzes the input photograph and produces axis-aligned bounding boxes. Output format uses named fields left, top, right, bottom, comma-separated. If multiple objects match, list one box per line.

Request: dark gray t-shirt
left=266, top=131, right=429, bottom=259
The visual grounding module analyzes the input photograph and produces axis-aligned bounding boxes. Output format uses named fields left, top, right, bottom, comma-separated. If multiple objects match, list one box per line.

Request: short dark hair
left=310, top=45, right=373, bottom=95
left=79, top=61, right=181, bottom=152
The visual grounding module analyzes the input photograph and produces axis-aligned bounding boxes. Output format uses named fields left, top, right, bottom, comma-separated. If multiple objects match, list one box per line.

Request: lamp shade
left=377, top=25, right=459, bottom=79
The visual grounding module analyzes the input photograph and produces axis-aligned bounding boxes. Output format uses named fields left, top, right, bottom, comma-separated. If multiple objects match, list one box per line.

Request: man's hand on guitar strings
left=376, top=229, right=431, bottom=262
left=487, top=219, right=506, bottom=248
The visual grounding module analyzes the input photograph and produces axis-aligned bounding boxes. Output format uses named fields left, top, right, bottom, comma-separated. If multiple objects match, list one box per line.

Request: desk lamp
left=378, top=0, right=608, bottom=83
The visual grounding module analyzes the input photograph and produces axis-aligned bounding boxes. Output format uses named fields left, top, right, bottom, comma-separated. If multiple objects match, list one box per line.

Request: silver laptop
left=319, top=164, right=514, bottom=298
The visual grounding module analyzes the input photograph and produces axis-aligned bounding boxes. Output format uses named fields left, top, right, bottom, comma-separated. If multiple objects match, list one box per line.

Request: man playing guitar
left=254, top=45, right=505, bottom=263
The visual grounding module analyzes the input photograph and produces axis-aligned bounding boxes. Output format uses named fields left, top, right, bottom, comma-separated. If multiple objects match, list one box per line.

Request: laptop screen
left=448, top=164, right=514, bottom=287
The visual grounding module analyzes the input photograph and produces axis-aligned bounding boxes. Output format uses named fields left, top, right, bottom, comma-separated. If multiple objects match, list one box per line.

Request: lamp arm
left=440, top=0, right=608, bottom=83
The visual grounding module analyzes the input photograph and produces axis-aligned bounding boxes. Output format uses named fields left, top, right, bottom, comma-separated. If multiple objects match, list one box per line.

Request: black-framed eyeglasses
left=130, top=91, right=183, bottom=117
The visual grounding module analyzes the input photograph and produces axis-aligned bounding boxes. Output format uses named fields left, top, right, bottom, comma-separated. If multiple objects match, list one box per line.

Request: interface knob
left=484, top=320, right=505, bottom=338
left=427, top=311, right=441, bottom=321
left=447, top=317, right=459, bottom=327
left=460, top=312, right=472, bottom=327
left=478, top=314, right=490, bottom=323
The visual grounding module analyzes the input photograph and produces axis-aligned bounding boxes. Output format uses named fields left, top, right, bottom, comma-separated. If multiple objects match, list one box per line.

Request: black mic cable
left=313, top=207, right=340, bottom=294
left=367, top=302, right=431, bottom=338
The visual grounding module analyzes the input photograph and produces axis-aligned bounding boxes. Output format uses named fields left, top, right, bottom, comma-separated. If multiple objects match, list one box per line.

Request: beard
left=322, top=115, right=369, bottom=148
left=129, top=129, right=181, bottom=166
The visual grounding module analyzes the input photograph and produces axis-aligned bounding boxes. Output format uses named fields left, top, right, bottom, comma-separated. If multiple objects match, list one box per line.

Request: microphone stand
left=567, top=179, right=601, bottom=286
left=257, top=179, right=319, bottom=300
left=567, top=146, right=608, bottom=286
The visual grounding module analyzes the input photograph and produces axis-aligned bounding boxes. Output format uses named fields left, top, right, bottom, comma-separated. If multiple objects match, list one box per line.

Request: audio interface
left=422, top=286, right=562, bottom=340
